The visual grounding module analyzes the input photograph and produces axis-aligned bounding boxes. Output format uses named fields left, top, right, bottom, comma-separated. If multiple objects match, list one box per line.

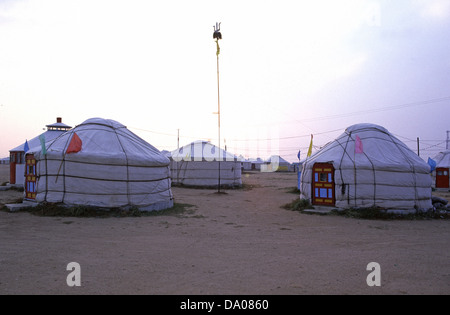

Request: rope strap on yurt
left=114, top=127, right=131, bottom=207
left=351, top=129, right=377, bottom=207
left=44, top=151, right=49, bottom=202
left=57, top=129, right=76, bottom=203
left=339, top=132, right=353, bottom=206
left=386, top=131, right=419, bottom=208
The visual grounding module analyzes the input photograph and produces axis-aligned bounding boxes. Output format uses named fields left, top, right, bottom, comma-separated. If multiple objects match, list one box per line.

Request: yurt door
left=25, top=154, right=37, bottom=200
left=436, top=168, right=449, bottom=188
left=312, top=163, right=335, bottom=206
left=9, top=152, right=17, bottom=184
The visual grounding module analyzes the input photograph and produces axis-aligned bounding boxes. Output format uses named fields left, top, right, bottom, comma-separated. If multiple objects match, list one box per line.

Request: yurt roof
left=305, top=123, right=430, bottom=172
left=265, top=155, right=291, bottom=164
left=31, top=117, right=169, bottom=166
left=10, top=118, right=72, bottom=153
left=171, top=140, right=238, bottom=161
left=433, top=150, right=450, bottom=168
left=10, top=130, right=68, bottom=153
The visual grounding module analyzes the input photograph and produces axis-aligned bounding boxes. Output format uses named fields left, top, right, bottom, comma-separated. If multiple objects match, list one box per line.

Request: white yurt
left=170, top=140, right=242, bottom=188
left=260, top=155, right=292, bottom=172
left=249, top=157, right=264, bottom=170
left=300, top=123, right=432, bottom=211
left=239, top=155, right=252, bottom=171
left=25, top=118, right=173, bottom=211
left=431, top=150, right=450, bottom=189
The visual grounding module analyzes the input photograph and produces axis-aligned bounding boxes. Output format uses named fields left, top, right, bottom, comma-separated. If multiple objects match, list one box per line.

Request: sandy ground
left=0, top=164, right=449, bottom=295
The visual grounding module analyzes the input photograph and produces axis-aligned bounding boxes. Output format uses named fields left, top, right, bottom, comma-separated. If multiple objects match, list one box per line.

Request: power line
left=292, top=96, right=450, bottom=123
left=129, top=126, right=210, bottom=141
left=420, top=140, right=447, bottom=151
left=128, top=95, right=450, bottom=153
left=229, top=128, right=343, bottom=142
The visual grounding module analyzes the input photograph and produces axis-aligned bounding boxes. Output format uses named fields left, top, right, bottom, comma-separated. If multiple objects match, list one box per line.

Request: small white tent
left=300, top=123, right=432, bottom=211
left=170, top=140, right=242, bottom=188
left=25, top=118, right=173, bottom=211
left=9, top=117, right=71, bottom=186
left=260, top=155, right=292, bottom=172
left=431, top=150, right=450, bottom=189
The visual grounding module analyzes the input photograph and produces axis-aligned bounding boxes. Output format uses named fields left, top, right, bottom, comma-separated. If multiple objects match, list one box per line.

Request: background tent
left=170, top=140, right=242, bottom=188
left=260, top=155, right=293, bottom=172
left=300, top=123, right=432, bottom=211
left=26, top=118, right=173, bottom=211
left=9, top=117, right=71, bottom=186
left=431, top=150, right=450, bottom=189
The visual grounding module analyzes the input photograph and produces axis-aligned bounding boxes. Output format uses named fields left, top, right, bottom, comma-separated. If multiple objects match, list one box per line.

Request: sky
left=1, top=0, right=449, bottom=162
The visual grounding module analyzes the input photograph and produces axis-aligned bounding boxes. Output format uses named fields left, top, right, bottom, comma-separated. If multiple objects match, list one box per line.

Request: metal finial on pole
left=213, top=22, right=222, bottom=40
left=213, top=22, right=222, bottom=193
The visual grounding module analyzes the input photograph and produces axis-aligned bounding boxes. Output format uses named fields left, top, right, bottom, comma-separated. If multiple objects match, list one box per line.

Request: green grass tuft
left=24, top=202, right=196, bottom=218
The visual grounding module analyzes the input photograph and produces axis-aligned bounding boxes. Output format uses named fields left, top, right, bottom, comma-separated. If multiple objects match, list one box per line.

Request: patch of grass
left=282, top=200, right=450, bottom=220
left=241, top=183, right=262, bottom=191
left=282, top=198, right=313, bottom=211
left=331, top=207, right=395, bottom=220
left=285, top=187, right=300, bottom=194
left=24, top=202, right=196, bottom=218
left=172, top=183, right=242, bottom=190
left=331, top=207, right=450, bottom=220
left=141, top=203, right=196, bottom=218
left=6, top=186, right=24, bottom=192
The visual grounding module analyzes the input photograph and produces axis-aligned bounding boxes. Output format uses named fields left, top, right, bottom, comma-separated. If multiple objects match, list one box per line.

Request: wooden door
left=436, top=168, right=449, bottom=188
left=25, top=154, right=37, bottom=200
left=312, top=163, right=335, bottom=206
left=9, top=152, right=17, bottom=184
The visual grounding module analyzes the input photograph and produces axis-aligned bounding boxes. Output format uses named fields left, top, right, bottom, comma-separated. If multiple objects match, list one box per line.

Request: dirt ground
left=0, top=164, right=449, bottom=295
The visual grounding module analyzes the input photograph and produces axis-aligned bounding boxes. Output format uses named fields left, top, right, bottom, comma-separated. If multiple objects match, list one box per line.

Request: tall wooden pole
left=216, top=43, right=221, bottom=193
left=213, top=22, right=222, bottom=193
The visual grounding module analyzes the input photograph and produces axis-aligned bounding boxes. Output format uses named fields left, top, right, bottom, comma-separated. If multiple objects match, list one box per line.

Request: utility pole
left=447, top=130, right=449, bottom=150
left=177, top=129, right=180, bottom=184
left=417, top=137, right=420, bottom=157
left=213, top=22, right=222, bottom=193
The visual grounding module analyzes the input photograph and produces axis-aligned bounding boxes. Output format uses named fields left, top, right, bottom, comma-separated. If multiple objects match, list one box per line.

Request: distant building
left=9, top=117, right=71, bottom=186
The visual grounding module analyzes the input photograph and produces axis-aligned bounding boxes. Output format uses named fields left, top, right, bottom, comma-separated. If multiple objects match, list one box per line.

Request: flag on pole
left=355, top=135, right=364, bottom=154
left=427, top=157, right=436, bottom=173
left=66, top=132, right=82, bottom=154
left=216, top=40, right=220, bottom=56
left=307, top=134, right=313, bottom=157
left=39, top=134, right=47, bottom=155
left=24, top=140, right=29, bottom=152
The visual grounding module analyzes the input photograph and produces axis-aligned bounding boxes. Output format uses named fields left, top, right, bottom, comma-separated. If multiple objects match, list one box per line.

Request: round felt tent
left=300, top=123, right=432, bottom=211
left=170, top=140, right=242, bottom=188
left=25, top=118, right=173, bottom=211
